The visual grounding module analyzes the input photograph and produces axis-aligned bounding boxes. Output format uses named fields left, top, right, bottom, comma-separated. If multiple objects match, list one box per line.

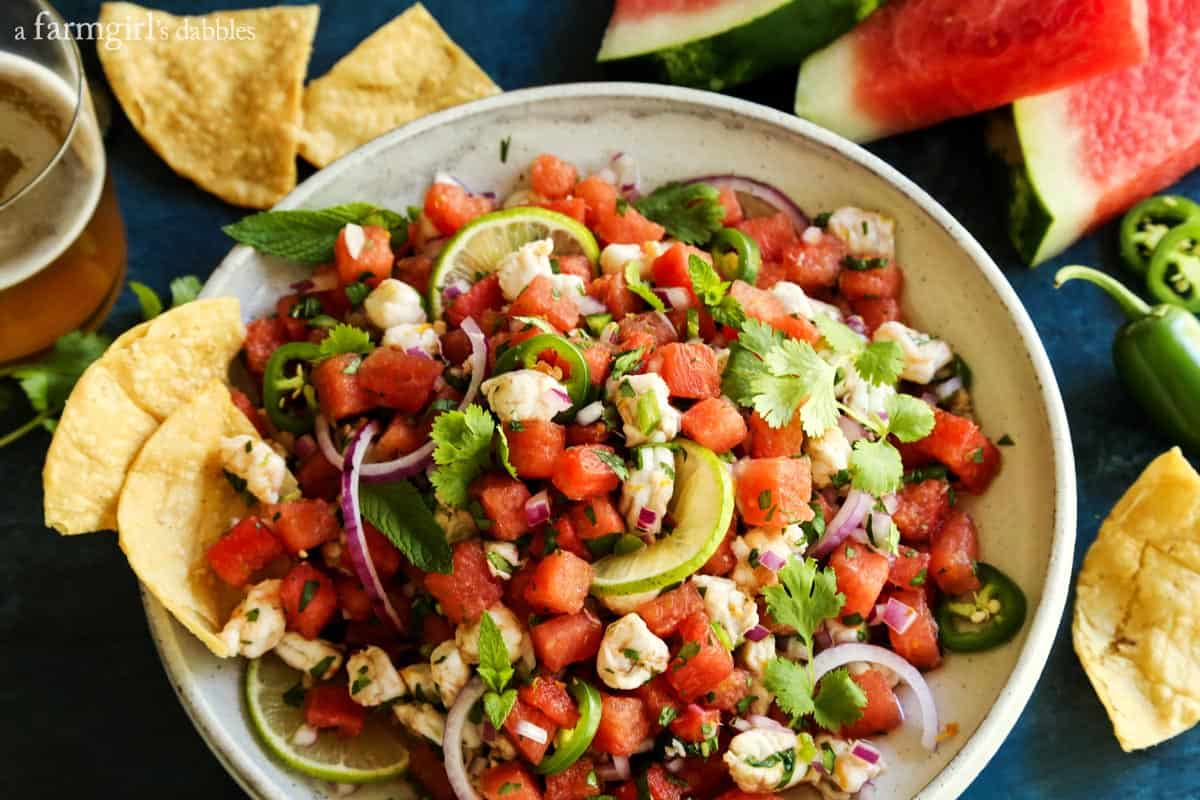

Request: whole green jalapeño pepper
left=710, top=228, right=762, bottom=285
left=937, top=563, right=1027, bottom=652
left=262, top=341, right=322, bottom=434
left=493, top=333, right=591, bottom=413
left=1119, top=195, right=1200, bottom=276
left=1056, top=266, right=1200, bottom=452
left=1147, top=219, right=1200, bottom=312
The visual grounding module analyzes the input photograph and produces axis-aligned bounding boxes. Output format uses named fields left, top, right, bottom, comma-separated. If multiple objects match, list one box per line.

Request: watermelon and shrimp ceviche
left=210, top=152, right=1023, bottom=796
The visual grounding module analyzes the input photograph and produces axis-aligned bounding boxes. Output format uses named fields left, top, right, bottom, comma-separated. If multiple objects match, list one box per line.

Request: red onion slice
left=340, top=421, right=406, bottom=632
left=514, top=720, right=549, bottom=745
left=846, top=315, right=868, bottom=336
left=851, top=740, right=882, bottom=765
left=525, top=490, right=551, bottom=527
left=294, top=434, right=317, bottom=460
left=653, top=286, right=692, bottom=310
left=757, top=549, right=786, bottom=572
left=811, top=643, right=939, bottom=751
left=881, top=597, right=918, bottom=635
left=444, top=677, right=486, bottom=800
left=935, top=376, right=964, bottom=400
left=881, top=493, right=900, bottom=515
left=314, top=415, right=344, bottom=469
left=664, top=758, right=686, bottom=775
left=748, top=714, right=789, bottom=732
left=744, top=625, right=770, bottom=642
left=292, top=271, right=339, bottom=294
left=838, top=416, right=868, bottom=443
left=611, top=755, right=631, bottom=781
left=682, top=175, right=808, bottom=232
left=810, top=489, right=872, bottom=558
left=575, top=401, right=603, bottom=426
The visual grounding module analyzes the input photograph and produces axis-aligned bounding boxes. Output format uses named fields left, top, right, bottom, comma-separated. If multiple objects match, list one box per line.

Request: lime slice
left=429, top=207, right=600, bottom=318
left=590, top=440, right=734, bottom=596
left=245, top=655, right=409, bottom=784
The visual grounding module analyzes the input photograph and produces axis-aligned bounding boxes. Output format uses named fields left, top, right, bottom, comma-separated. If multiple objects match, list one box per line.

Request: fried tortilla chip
left=1074, top=447, right=1200, bottom=751
left=298, top=3, right=500, bottom=168
left=44, top=298, right=245, bottom=535
left=117, top=380, right=260, bottom=658
left=97, top=3, right=319, bottom=208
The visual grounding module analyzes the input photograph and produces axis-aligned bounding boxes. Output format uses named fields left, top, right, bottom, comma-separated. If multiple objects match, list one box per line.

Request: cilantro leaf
left=886, top=394, right=936, bottom=443
left=358, top=480, right=452, bottom=574
left=129, top=281, right=163, bottom=321
left=634, top=182, right=725, bottom=245
left=610, top=348, right=645, bottom=383
left=495, top=425, right=518, bottom=478
left=757, top=338, right=839, bottom=435
left=222, top=203, right=407, bottom=263
left=169, top=275, right=203, bottom=307
left=0, top=331, right=109, bottom=416
left=484, top=688, right=517, bottom=730
left=849, top=438, right=903, bottom=496
left=764, top=658, right=814, bottom=725
left=688, top=254, right=745, bottom=329
left=430, top=405, right=496, bottom=507
left=855, top=341, right=904, bottom=387
left=624, top=261, right=665, bottom=311
left=592, top=449, right=629, bottom=481
left=762, top=557, right=843, bottom=648
left=315, top=324, right=375, bottom=361
left=477, top=611, right=515, bottom=693
left=812, top=668, right=867, bottom=731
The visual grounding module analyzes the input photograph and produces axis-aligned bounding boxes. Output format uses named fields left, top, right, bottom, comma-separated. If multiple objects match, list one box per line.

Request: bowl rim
left=152, top=81, right=1076, bottom=800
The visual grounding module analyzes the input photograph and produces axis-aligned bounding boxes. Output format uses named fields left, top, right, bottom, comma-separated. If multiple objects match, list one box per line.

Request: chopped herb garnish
left=299, top=579, right=320, bottom=613
left=500, top=136, right=512, bottom=163
left=310, top=655, right=335, bottom=678
left=997, top=434, right=1015, bottom=446
left=283, top=683, right=306, bottom=708
left=841, top=255, right=889, bottom=271
left=245, top=608, right=260, bottom=622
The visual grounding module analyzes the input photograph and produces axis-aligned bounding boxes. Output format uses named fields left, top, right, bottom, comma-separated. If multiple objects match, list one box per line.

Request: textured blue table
left=4, top=2, right=1198, bottom=797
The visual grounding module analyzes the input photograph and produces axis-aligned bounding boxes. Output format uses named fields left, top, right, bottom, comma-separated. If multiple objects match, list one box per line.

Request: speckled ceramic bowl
left=146, top=83, right=1075, bottom=800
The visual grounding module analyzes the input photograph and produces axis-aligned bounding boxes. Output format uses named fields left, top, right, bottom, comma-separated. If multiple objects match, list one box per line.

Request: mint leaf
left=358, top=480, right=452, bottom=574
left=315, top=324, right=375, bottom=361
left=223, top=203, right=406, bottom=263
left=886, top=394, right=936, bottom=443
left=634, top=182, right=724, bottom=245
left=688, top=254, right=745, bottom=329
left=484, top=688, right=518, bottom=730
left=855, top=340, right=904, bottom=387
left=624, top=261, right=665, bottom=312
left=764, top=657, right=814, bottom=724
left=477, top=611, right=515, bottom=693
left=812, top=668, right=867, bottom=731
left=129, top=281, right=163, bottom=321
left=169, top=275, right=203, bottom=307
left=430, top=405, right=496, bottom=507
left=849, top=438, right=903, bottom=496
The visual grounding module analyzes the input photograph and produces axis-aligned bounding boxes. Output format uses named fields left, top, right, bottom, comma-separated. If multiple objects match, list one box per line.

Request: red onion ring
left=315, top=415, right=344, bottom=469
left=811, top=643, right=939, bottom=751
left=340, top=421, right=406, bottom=632
left=810, top=489, right=872, bottom=558
left=682, top=174, right=808, bottom=231
left=444, top=677, right=486, bottom=800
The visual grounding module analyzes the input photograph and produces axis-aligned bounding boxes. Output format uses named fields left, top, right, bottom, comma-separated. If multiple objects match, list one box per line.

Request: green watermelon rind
left=986, top=109, right=1057, bottom=266
left=598, top=0, right=880, bottom=92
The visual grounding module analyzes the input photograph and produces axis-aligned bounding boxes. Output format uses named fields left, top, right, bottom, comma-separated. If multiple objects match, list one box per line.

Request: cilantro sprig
left=0, top=331, right=110, bottom=447
left=633, top=182, right=725, bottom=245
left=812, top=315, right=904, bottom=387
left=687, top=255, right=745, bottom=329
left=845, top=394, right=935, bottom=496
left=624, top=262, right=665, bottom=312
left=762, top=557, right=866, bottom=731
left=478, top=611, right=518, bottom=730
left=430, top=405, right=497, bottom=507
left=314, top=323, right=375, bottom=361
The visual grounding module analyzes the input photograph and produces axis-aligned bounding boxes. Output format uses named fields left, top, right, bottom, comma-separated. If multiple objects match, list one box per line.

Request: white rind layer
left=793, top=36, right=885, bottom=143
left=597, top=0, right=790, bottom=61
left=1013, top=89, right=1098, bottom=265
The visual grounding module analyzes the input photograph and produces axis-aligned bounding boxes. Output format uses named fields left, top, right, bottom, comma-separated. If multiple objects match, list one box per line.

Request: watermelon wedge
left=794, top=0, right=1149, bottom=143
left=1003, top=0, right=1200, bottom=265
left=597, top=0, right=879, bottom=92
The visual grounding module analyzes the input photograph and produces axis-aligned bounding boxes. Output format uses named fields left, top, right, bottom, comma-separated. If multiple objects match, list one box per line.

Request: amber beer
left=0, top=26, right=126, bottom=363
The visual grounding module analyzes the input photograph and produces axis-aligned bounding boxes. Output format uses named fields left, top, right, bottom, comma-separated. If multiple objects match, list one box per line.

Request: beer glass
left=0, top=0, right=126, bottom=362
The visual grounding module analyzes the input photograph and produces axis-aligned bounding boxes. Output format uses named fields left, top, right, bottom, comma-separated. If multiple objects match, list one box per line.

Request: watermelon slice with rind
left=1003, top=0, right=1200, bottom=265
left=794, top=0, right=1149, bottom=144
left=597, top=0, right=879, bottom=92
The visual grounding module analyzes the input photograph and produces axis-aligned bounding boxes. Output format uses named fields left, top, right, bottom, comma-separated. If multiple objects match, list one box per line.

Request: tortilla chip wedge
left=117, top=380, right=260, bottom=658
left=298, top=3, right=500, bottom=168
left=1074, top=447, right=1200, bottom=751
left=97, top=3, right=319, bottom=208
left=44, top=298, right=244, bottom=535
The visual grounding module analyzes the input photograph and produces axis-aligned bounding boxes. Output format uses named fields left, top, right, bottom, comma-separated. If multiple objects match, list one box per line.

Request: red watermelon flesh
left=794, top=0, right=1149, bottom=143
left=1009, top=0, right=1200, bottom=264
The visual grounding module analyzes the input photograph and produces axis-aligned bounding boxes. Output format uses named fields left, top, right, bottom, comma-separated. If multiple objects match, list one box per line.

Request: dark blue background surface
left=4, top=1, right=1198, bottom=797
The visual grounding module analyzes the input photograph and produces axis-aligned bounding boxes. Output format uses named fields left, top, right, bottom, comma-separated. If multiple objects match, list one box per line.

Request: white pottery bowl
left=145, top=83, right=1075, bottom=800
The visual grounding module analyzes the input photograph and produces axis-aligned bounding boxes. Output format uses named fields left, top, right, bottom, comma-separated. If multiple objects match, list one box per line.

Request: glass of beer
left=0, top=0, right=126, bottom=363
